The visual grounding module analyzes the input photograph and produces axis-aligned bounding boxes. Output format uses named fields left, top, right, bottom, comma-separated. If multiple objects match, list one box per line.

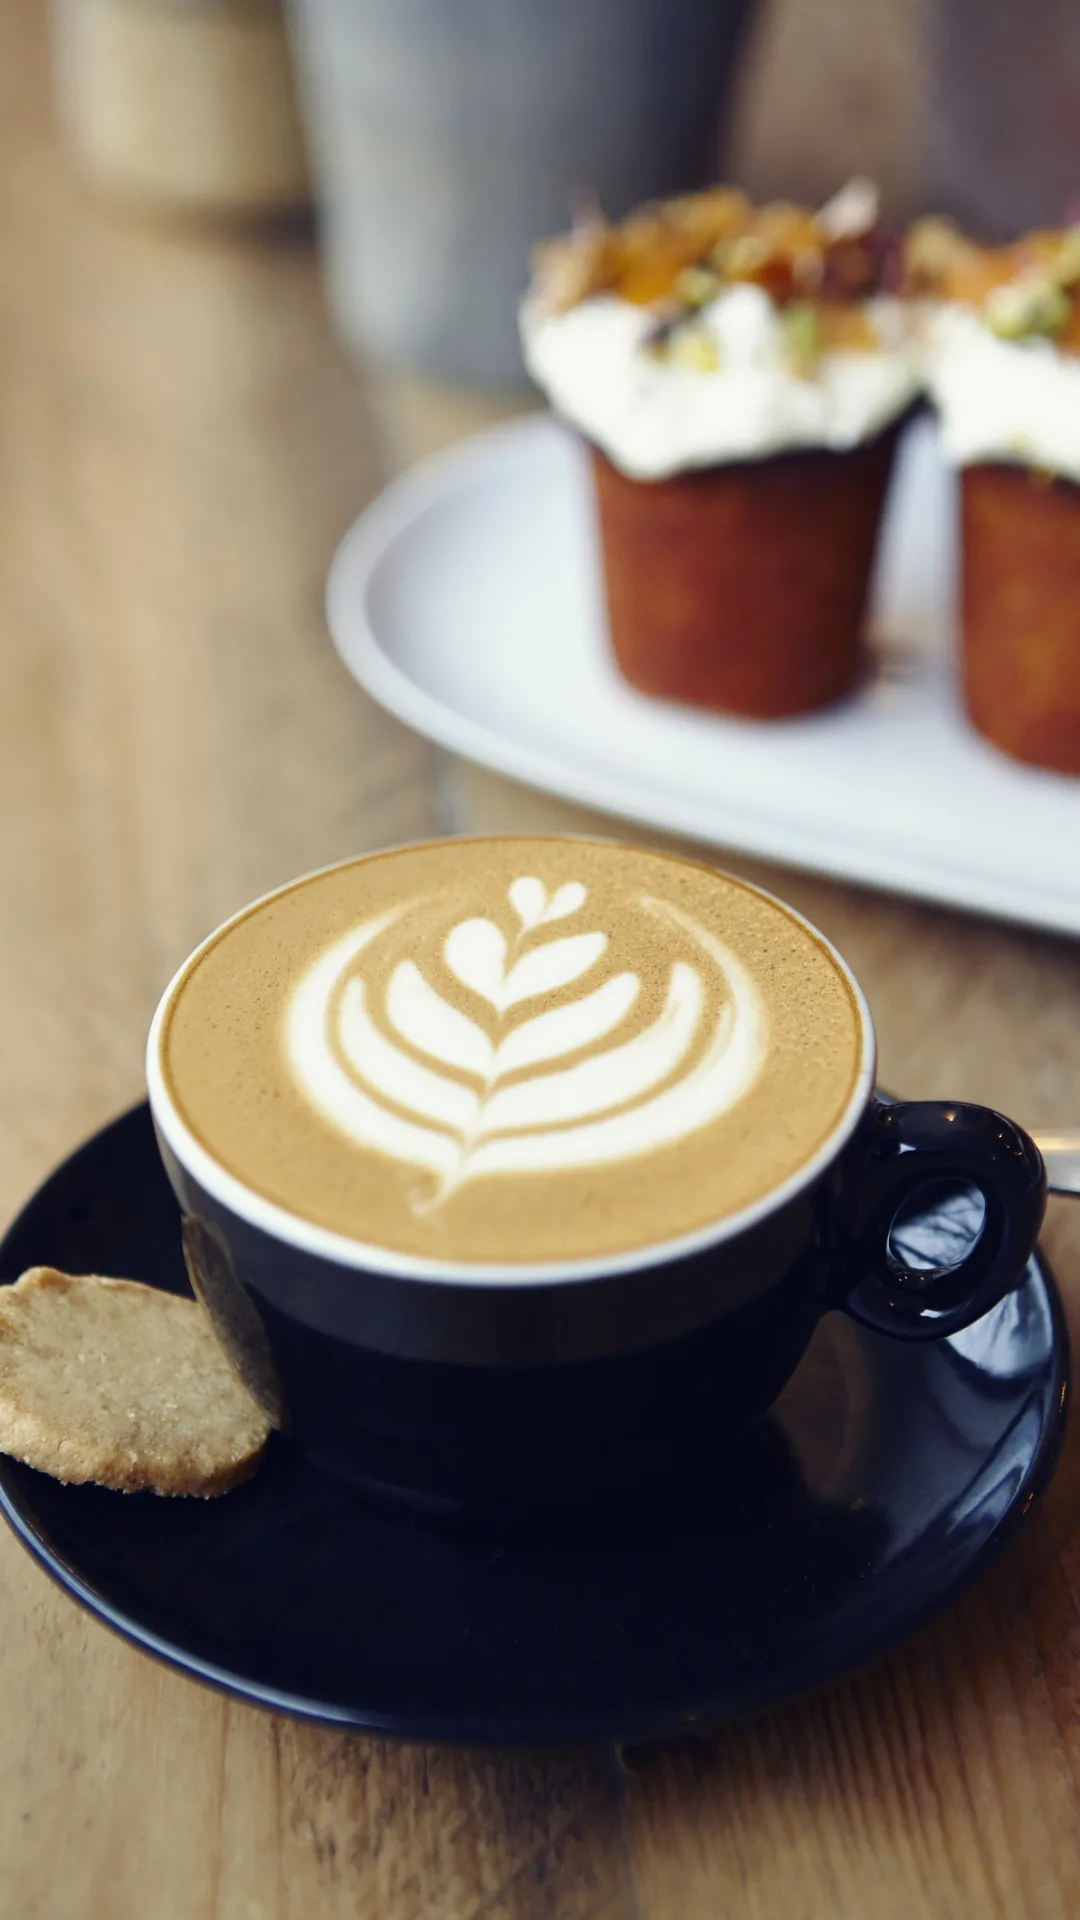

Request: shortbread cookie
left=0, top=1267, right=272, bottom=1495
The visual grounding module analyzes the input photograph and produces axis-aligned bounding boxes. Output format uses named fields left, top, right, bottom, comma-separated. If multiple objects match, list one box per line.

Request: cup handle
left=835, top=1099, right=1046, bottom=1340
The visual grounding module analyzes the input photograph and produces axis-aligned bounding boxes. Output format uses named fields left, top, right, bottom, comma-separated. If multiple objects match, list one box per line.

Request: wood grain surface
left=3, top=5, right=1080, bottom=1915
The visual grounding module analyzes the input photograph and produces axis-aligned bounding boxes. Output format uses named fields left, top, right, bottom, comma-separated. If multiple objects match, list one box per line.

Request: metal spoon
left=1033, top=1132, right=1080, bottom=1197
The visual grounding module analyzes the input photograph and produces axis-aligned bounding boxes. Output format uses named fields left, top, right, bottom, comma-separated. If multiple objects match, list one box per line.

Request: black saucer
left=0, top=1105, right=1069, bottom=1745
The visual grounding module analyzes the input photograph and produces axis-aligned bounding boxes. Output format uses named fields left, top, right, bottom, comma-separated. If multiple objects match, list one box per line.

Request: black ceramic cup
left=146, top=869, right=1046, bottom=1533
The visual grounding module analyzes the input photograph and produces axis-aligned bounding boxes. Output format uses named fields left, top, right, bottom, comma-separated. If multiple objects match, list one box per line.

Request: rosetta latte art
left=285, top=877, right=768, bottom=1212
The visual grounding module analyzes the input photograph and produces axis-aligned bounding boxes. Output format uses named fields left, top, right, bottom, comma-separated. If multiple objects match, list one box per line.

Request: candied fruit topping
left=905, top=217, right=1080, bottom=355
left=528, top=180, right=900, bottom=375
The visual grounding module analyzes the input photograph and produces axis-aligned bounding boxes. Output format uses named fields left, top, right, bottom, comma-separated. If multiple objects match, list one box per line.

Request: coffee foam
left=159, top=839, right=866, bottom=1266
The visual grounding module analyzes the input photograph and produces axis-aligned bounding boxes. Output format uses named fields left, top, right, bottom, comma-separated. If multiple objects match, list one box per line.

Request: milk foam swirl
left=285, top=877, right=768, bottom=1211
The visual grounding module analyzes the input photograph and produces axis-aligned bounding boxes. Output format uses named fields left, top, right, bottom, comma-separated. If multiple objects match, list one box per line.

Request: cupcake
left=909, top=217, right=1080, bottom=773
left=520, top=180, right=923, bottom=719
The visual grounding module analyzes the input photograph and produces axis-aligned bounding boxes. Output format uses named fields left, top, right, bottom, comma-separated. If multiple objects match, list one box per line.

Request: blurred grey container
left=287, top=0, right=756, bottom=388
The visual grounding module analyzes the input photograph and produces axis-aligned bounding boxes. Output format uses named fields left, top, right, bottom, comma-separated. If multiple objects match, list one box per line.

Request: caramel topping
left=906, top=217, right=1080, bottom=355
left=818, top=303, right=880, bottom=353
left=528, top=181, right=897, bottom=373
left=531, top=187, right=888, bottom=313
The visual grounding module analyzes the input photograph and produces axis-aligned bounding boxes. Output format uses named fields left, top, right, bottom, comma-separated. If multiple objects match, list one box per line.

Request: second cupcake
left=521, top=181, right=922, bottom=719
left=910, top=217, right=1080, bottom=774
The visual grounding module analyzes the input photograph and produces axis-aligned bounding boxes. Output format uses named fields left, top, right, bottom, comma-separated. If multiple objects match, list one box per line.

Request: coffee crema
left=158, top=839, right=866, bottom=1265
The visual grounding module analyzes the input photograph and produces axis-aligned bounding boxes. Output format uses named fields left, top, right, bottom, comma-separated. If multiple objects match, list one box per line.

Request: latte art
left=156, top=838, right=866, bottom=1264
left=285, top=879, right=768, bottom=1213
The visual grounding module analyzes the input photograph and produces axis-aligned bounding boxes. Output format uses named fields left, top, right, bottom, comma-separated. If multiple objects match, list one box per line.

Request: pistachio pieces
left=985, top=275, right=1070, bottom=342
left=779, top=302, right=823, bottom=377
left=905, top=216, right=1080, bottom=350
left=672, top=265, right=721, bottom=310
left=664, top=328, right=721, bottom=374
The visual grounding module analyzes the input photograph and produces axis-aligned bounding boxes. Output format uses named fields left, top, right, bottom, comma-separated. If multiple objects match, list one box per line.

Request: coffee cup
left=146, top=836, right=1046, bottom=1530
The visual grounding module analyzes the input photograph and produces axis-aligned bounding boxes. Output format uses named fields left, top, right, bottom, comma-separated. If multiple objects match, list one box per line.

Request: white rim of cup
left=146, top=840, right=878, bottom=1289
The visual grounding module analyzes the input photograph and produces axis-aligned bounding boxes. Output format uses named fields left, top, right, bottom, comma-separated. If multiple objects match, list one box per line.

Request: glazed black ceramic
left=151, top=1091, right=1046, bottom=1530
left=0, top=1107, right=1068, bottom=1742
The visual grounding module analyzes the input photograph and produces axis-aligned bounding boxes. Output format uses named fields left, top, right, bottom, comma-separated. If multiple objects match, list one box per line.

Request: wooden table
left=3, top=9, right=1080, bottom=1915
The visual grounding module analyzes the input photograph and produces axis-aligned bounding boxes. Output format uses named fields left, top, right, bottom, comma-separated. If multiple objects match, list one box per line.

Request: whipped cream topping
left=520, top=284, right=923, bottom=480
left=926, top=304, right=1080, bottom=482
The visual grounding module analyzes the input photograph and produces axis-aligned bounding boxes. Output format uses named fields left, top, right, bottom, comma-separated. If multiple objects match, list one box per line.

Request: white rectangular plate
left=328, top=413, right=1080, bottom=936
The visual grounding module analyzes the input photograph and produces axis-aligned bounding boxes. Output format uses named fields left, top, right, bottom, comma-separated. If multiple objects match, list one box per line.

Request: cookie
left=0, top=1267, right=272, bottom=1495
